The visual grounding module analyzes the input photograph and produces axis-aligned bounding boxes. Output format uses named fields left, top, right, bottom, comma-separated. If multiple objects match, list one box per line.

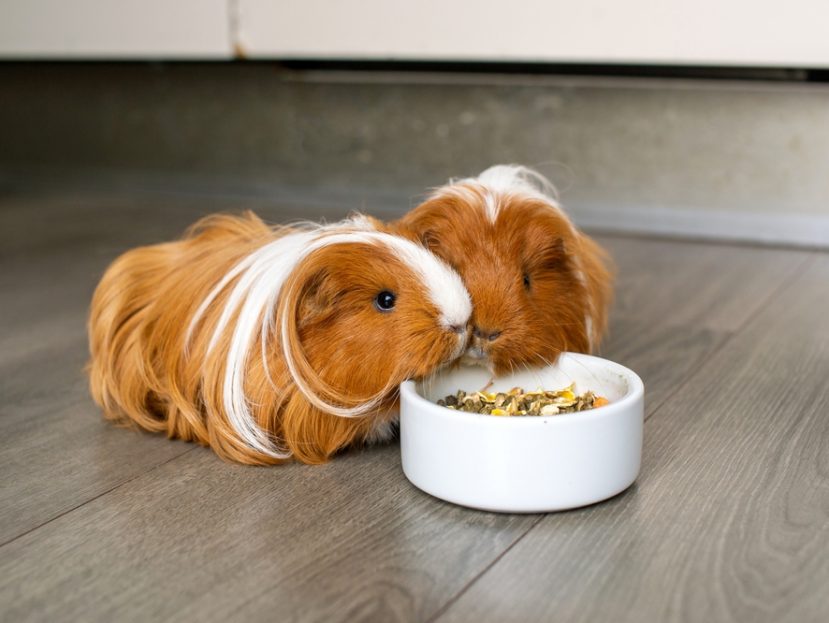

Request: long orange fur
left=88, top=212, right=467, bottom=465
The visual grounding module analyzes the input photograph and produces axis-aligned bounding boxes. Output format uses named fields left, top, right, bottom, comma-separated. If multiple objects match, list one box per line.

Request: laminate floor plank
left=594, top=235, right=809, bottom=414
left=436, top=255, right=829, bottom=623
left=597, top=235, right=805, bottom=332
left=0, top=443, right=539, bottom=623
left=0, top=334, right=195, bottom=545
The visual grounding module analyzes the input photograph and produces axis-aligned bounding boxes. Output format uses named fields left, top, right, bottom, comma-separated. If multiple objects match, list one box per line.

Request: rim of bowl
left=400, top=353, right=644, bottom=426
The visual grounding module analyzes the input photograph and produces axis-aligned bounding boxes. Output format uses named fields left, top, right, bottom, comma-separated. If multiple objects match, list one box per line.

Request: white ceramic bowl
left=399, top=353, right=644, bottom=513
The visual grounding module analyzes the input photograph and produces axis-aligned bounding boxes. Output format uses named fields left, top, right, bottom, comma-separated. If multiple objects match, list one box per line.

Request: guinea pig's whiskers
left=568, top=355, right=603, bottom=393
left=517, top=360, right=542, bottom=391
left=535, top=355, right=561, bottom=389
left=538, top=353, right=559, bottom=369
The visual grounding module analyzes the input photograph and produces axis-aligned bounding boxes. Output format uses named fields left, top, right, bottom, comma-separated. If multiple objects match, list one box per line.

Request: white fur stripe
left=441, top=164, right=570, bottom=227
left=189, top=216, right=471, bottom=458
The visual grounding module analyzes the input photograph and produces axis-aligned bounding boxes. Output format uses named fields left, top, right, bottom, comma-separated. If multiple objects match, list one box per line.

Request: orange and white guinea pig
left=88, top=211, right=471, bottom=465
left=394, top=164, right=613, bottom=375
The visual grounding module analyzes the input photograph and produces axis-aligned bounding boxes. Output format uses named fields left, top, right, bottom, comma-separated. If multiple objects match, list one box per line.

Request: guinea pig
left=393, top=164, right=613, bottom=375
left=88, top=211, right=471, bottom=465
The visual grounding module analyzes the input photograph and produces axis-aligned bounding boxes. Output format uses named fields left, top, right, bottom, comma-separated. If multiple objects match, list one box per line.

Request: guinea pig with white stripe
left=394, top=164, right=613, bottom=375
left=88, top=211, right=471, bottom=465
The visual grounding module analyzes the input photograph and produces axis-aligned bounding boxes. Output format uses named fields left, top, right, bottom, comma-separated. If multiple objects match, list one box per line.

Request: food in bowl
left=436, top=384, right=609, bottom=416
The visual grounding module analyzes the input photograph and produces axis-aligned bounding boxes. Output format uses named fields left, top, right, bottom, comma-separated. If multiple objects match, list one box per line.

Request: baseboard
left=2, top=63, right=828, bottom=249
left=572, top=204, right=829, bottom=249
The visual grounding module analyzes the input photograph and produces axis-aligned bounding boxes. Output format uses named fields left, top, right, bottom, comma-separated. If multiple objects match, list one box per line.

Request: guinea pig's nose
left=472, top=326, right=502, bottom=342
left=447, top=323, right=467, bottom=335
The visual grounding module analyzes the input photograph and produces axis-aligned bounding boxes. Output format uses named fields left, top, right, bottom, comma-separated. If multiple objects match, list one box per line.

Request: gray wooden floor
left=1, top=187, right=828, bottom=623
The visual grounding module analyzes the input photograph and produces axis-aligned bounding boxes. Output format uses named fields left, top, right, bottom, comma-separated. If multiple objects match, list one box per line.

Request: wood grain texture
left=594, top=235, right=809, bottom=415
left=601, top=315, right=723, bottom=417
left=0, top=443, right=538, bottom=623
left=0, top=335, right=195, bottom=545
left=0, top=188, right=820, bottom=622
left=598, top=235, right=809, bottom=332
left=437, top=255, right=829, bottom=623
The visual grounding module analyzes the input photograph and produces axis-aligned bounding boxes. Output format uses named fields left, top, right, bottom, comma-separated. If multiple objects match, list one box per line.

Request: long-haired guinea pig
left=87, top=211, right=471, bottom=465
left=394, top=164, right=613, bottom=375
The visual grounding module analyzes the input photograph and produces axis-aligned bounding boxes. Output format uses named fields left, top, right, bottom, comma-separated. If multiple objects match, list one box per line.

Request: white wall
left=3, top=0, right=829, bottom=67
left=237, top=0, right=829, bottom=67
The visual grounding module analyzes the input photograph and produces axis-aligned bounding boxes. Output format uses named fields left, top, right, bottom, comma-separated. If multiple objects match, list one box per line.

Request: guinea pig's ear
left=296, top=269, right=340, bottom=328
left=394, top=199, right=446, bottom=248
left=417, top=229, right=441, bottom=252
left=549, top=236, right=567, bottom=257
left=532, top=236, right=568, bottom=270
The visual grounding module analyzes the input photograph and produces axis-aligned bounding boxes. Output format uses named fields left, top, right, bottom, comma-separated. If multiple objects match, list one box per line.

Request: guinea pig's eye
left=374, top=290, right=396, bottom=312
left=523, top=273, right=531, bottom=289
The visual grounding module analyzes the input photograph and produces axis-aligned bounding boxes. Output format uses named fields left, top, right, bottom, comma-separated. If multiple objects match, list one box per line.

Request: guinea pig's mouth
left=461, top=345, right=491, bottom=369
